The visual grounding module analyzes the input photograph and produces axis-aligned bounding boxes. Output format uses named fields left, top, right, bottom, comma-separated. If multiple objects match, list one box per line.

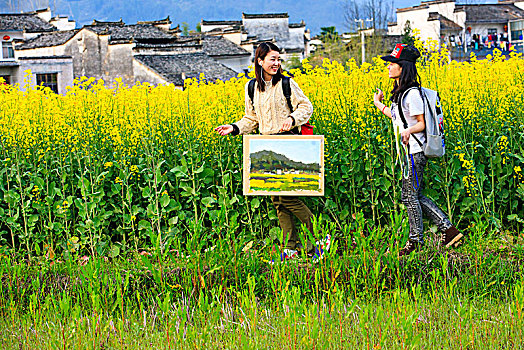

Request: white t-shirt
left=391, top=89, right=426, bottom=154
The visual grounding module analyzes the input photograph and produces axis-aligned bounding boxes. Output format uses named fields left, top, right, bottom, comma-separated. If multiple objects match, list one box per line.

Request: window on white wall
left=37, top=73, right=58, bottom=93
left=1, top=41, right=14, bottom=59
left=487, top=28, right=497, bottom=35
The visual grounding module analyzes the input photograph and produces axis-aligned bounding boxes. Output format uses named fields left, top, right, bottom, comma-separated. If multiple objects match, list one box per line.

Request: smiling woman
left=214, top=42, right=321, bottom=259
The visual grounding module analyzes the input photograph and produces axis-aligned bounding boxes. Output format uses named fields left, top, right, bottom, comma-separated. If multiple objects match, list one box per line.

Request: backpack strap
left=248, top=76, right=294, bottom=113
left=248, top=78, right=256, bottom=107
left=281, top=76, right=294, bottom=112
left=398, top=87, right=424, bottom=149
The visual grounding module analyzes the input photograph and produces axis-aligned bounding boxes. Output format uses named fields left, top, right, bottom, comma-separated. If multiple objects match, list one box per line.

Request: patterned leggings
left=401, top=152, right=452, bottom=244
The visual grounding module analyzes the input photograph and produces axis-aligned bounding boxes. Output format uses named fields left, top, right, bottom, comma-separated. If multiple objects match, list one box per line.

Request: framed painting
left=243, top=135, right=325, bottom=196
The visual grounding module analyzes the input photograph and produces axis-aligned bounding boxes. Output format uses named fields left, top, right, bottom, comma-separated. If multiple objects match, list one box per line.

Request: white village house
left=0, top=8, right=74, bottom=92
left=388, top=0, right=524, bottom=55
left=1, top=8, right=245, bottom=93
left=201, top=13, right=311, bottom=69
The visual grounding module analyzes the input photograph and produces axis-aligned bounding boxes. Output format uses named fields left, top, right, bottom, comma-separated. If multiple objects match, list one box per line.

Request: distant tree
left=320, top=26, right=339, bottom=42
left=401, top=20, right=415, bottom=45
left=308, top=26, right=347, bottom=66
left=344, top=0, right=393, bottom=32
left=196, top=22, right=201, bottom=33
left=308, top=38, right=349, bottom=68
left=181, top=22, right=189, bottom=36
left=285, top=55, right=302, bottom=71
left=343, top=0, right=395, bottom=64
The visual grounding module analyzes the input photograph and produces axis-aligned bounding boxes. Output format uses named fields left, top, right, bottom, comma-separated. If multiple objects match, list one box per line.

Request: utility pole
left=354, top=18, right=373, bottom=64
left=361, top=28, right=366, bottom=64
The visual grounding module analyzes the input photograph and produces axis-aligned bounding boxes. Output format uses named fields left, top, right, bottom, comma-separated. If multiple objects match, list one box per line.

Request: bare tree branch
left=344, top=0, right=394, bottom=31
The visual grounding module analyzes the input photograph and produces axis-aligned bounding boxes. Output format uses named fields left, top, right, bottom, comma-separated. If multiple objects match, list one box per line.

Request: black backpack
left=247, top=76, right=293, bottom=111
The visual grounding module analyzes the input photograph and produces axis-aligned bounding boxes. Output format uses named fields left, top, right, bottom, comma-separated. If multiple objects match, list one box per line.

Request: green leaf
left=269, top=227, right=281, bottom=240
left=507, top=214, right=518, bottom=221
left=34, top=177, right=45, bottom=189
left=200, top=168, right=214, bottom=183
left=180, top=185, right=195, bottom=197
left=229, top=195, right=239, bottom=205
left=201, top=196, right=216, bottom=207
left=109, top=245, right=120, bottom=258
left=160, top=194, right=170, bottom=208
left=146, top=204, right=157, bottom=217
left=194, top=164, right=205, bottom=174
left=28, top=214, right=39, bottom=224
left=251, top=197, right=260, bottom=210
left=325, top=199, right=337, bottom=210
left=78, top=177, right=89, bottom=190
left=171, top=165, right=188, bottom=178
left=138, top=220, right=150, bottom=230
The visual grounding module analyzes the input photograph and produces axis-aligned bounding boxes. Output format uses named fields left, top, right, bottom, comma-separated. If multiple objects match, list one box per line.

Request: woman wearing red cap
left=373, top=44, right=463, bottom=256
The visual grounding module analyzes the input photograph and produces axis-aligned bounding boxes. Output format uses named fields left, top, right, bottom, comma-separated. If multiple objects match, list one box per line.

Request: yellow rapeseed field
left=0, top=39, right=522, bottom=254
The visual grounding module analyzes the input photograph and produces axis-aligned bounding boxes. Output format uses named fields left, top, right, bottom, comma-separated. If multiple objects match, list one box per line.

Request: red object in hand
left=3, top=35, right=10, bottom=40
left=301, top=122, right=314, bottom=135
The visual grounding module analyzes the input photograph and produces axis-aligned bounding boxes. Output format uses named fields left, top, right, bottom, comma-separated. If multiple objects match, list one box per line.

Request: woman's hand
left=374, top=88, right=384, bottom=103
left=215, top=124, right=234, bottom=136
left=279, top=117, right=294, bottom=133
left=401, top=129, right=411, bottom=145
left=374, top=88, right=392, bottom=119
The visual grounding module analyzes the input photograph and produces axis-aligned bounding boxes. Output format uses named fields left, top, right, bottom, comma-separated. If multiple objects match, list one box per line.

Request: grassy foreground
left=2, top=295, right=522, bottom=349
left=1, top=216, right=523, bottom=349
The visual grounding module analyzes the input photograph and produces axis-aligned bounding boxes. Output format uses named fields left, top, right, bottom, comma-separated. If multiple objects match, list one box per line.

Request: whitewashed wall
left=16, top=56, right=73, bottom=94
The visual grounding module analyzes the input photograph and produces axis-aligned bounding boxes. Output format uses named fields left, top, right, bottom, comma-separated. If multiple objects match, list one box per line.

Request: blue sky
left=0, top=0, right=441, bottom=35
left=0, top=0, right=498, bottom=35
left=250, top=139, right=321, bottom=164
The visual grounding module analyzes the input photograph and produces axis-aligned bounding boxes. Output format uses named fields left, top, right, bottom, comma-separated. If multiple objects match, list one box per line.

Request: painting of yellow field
left=243, top=135, right=324, bottom=196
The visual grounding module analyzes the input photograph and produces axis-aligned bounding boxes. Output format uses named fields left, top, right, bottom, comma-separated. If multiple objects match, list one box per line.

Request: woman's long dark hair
left=390, top=60, right=421, bottom=104
left=254, top=42, right=284, bottom=92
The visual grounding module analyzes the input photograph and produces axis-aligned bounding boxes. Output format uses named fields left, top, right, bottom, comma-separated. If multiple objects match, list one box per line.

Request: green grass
left=1, top=216, right=523, bottom=348
left=2, top=296, right=522, bottom=349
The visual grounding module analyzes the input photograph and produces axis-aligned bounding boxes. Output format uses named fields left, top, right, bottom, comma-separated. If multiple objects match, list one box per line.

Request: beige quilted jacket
left=233, top=78, right=313, bottom=135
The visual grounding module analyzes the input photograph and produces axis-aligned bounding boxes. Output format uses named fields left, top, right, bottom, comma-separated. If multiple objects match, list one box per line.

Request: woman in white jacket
left=215, top=42, right=317, bottom=259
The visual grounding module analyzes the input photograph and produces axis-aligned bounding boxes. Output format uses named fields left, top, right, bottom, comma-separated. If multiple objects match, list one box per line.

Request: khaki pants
left=271, top=195, right=314, bottom=252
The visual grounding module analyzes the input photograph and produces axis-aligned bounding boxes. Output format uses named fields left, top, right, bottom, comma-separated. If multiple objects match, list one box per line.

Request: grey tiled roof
left=137, top=17, right=171, bottom=25
left=0, top=13, right=56, bottom=32
left=289, top=21, right=306, bottom=28
left=18, top=55, right=72, bottom=59
left=16, top=30, right=78, bottom=49
left=207, top=26, right=243, bottom=33
left=428, top=12, right=462, bottom=30
left=0, top=61, right=19, bottom=67
left=455, top=4, right=524, bottom=23
left=202, top=35, right=250, bottom=57
left=85, top=23, right=174, bottom=43
left=397, top=4, right=429, bottom=13
left=243, top=13, right=289, bottom=19
left=202, top=20, right=242, bottom=26
left=134, top=52, right=237, bottom=86
left=91, top=19, right=124, bottom=26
